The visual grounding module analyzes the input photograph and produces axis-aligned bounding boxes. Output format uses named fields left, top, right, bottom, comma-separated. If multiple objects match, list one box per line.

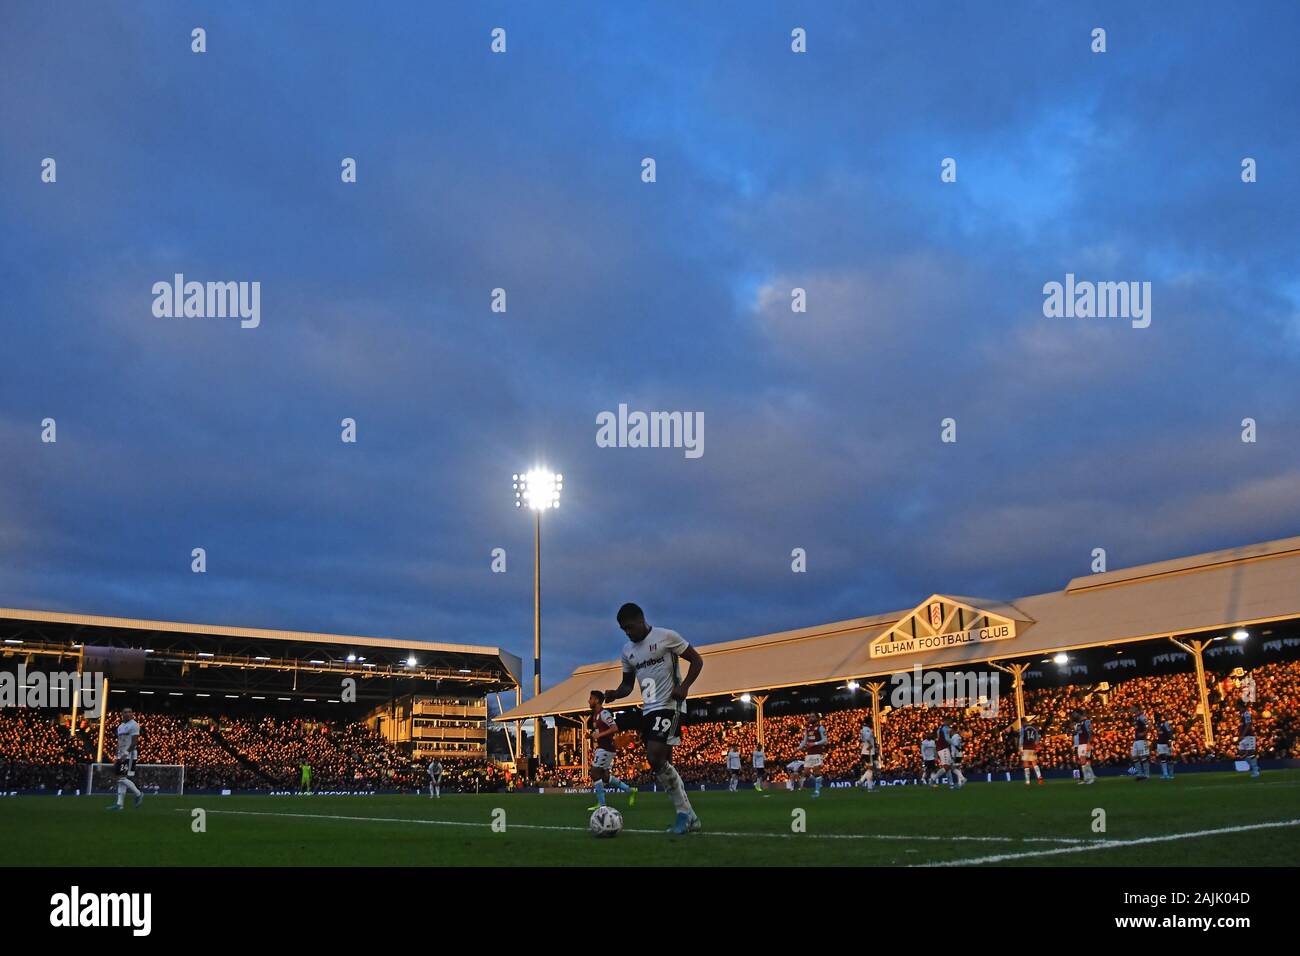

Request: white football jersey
left=116, top=719, right=140, bottom=759
left=920, top=739, right=937, bottom=761
left=752, top=750, right=766, bottom=768
left=726, top=751, right=741, bottom=770
left=860, top=726, right=875, bottom=746
left=950, top=732, right=964, bottom=756
left=620, top=626, right=690, bottom=713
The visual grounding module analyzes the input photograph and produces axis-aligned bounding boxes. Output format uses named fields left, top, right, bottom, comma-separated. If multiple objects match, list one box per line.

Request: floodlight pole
left=532, top=509, right=541, bottom=758
left=1169, top=637, right=1215, bottom=748
left=514, top=468, right=562, bottom=764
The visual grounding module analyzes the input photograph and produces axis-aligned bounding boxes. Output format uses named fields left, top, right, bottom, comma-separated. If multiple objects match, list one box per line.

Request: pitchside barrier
left=0, top=759, right=1295, bottom=796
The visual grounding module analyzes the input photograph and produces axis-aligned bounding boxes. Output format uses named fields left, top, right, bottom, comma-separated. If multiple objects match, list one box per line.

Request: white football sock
left=657, top=764, right=693, bottom=815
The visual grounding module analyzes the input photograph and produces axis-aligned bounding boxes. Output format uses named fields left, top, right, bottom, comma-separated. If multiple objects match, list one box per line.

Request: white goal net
left=86, top=763, right=186, bottom=796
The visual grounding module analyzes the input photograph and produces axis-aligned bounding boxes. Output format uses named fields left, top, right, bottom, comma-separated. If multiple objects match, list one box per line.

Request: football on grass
left=589, top=805, right=623, bottom=838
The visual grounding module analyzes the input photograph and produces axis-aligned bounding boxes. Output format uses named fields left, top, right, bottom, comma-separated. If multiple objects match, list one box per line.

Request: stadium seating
left=2, top=660, right=1295, bottom=791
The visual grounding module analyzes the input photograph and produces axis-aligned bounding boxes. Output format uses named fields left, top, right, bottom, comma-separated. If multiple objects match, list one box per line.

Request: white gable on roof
left=869, top=595, right=1028, bottom=660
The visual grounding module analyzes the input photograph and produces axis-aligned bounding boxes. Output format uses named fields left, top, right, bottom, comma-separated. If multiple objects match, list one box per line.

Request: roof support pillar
left=988, top=661, right=1029, bottom=721
left=580, top=714, right=591, bottom=782
left=864, top=681, right=887, bottom=753
left=751, top=694, right=769, bottom=748
left=96, top=676, right=110, bottom=762
left=1169, top=637, right=1215, bottom=748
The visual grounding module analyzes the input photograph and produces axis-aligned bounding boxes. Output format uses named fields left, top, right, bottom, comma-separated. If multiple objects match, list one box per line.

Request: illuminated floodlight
left=1232, top=629, right=1249, bottom=641
left=739, top=693, right=752, bottom=703
left=514, top=469, right=562, bottom=511
left=1053, top=653, right=1069, bottom=664
left=846, top=681, right=860, bottom=691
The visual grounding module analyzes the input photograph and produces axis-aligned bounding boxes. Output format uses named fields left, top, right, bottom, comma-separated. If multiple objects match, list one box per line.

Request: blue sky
left=2, top=2, right=1297, bottom=687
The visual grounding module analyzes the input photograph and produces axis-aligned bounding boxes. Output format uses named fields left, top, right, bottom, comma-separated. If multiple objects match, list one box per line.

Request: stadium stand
left=14, top=657, right=1287, bottom=791
left=3, top=536, right=1298, bottom=792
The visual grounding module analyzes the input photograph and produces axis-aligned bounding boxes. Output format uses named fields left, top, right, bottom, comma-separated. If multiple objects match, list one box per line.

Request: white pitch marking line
left=1178, top=781, right=1300, bottom=792
left=916, top=818, right=1300, bottom=866
left=177, top=808, right=1100, bottom=844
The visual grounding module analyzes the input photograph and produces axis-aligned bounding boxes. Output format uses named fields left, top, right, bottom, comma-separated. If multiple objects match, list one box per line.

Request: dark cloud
left=1, top=2, right=1296, bottom=691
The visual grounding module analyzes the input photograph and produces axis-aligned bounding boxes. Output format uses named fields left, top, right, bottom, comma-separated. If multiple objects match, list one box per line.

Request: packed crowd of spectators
left=600, top=660, right=1299, bottom=785
left=1, top=659, right=1296, bottom=790
left=0, top=711, right=89, bottom=789
left=0, top=708, right=483, bottom=792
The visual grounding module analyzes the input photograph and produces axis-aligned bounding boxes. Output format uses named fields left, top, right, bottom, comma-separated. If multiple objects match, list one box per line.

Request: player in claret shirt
left=1018, top=719, right=1044, bottom=786
left=1154, top=711, right=1176, bottom=779
left=1071, top=709, right=1096, bottom=785
left=934, top=719, right=955, bottom=788
left=587, top=691, right=635, bottom=810
left=798, top=715, right=829, bottom=798
left=1237, top=701, right=1261, bottom=778
left=1129, top=705, right=1151, bottom=781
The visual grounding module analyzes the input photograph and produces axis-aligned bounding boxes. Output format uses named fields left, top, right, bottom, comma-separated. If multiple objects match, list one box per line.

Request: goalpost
left=85, top=763, right=186, bottom=796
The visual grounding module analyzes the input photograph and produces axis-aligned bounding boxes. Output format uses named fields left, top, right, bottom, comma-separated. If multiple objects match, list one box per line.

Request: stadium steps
left=205, top=725, right=279, bottom=788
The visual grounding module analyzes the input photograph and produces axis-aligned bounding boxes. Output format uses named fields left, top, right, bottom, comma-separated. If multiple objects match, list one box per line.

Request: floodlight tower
left=513, top=469, right=562, bottom=758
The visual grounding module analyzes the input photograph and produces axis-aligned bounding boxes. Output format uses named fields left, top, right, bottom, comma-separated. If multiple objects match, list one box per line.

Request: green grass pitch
left=3, top=771, right=1297, bottom=867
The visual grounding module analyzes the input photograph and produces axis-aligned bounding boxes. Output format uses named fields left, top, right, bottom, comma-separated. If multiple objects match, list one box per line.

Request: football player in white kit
left=948, top=723, right=967, bottom=789
left=106, top=707, right=143, bottom=810
left=725, top=744, right=742, bottom=791
left=602, top=603, right=704, bottom=835
left=752, top=744, right=767, bottom=791
left=785, top=758, right=804, bottom=790
left=920, top=736, right=939, bottom=786
left=855, top=720, right=879, bottom=790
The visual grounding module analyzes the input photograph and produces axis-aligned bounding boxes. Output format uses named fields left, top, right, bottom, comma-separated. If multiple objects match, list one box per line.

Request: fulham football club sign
left=870, top=596, right=1019, bottom=659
